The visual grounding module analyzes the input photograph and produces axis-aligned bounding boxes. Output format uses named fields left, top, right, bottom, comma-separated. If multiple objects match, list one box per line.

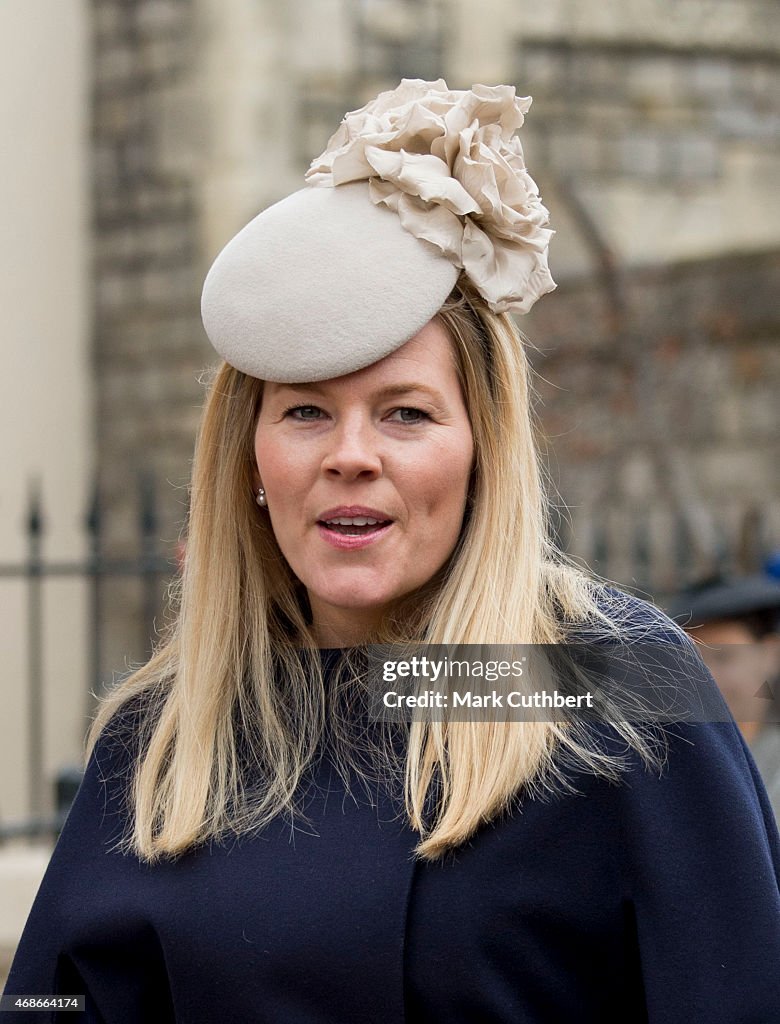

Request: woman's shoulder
left=558, top=583, right=718, bottom=720
left=566, top=583, right=688, bottom=644
left=84, top=687, right=163, bottom=791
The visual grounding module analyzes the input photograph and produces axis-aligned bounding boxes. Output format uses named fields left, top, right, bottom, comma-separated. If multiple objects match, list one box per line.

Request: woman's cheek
left=258, top=434, right=314, bottom=490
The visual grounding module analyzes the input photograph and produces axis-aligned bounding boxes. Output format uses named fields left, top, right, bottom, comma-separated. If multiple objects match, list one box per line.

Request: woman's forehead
left=263, top=320, right=459, bottom=396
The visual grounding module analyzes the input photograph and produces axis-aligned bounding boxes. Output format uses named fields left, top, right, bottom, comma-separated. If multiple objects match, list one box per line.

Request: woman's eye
left=285, top=405, right=323, bottom=420
left=389, top=407, right=430, bottom=423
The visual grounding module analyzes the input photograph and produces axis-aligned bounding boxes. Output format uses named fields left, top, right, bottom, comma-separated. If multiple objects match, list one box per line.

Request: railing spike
left=140, top=468, right=157, bottom=536
left=26, top=477, right=43, bottom=538
left=86, top=474, right=102, bottom=539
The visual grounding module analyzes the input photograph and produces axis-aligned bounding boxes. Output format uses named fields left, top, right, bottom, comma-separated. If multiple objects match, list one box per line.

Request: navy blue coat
left=4, top=607, right=780, bottom=1022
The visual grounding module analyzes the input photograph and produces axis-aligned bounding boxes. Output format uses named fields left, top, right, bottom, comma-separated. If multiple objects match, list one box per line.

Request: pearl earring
left=256, top=486, right=267, bottom=507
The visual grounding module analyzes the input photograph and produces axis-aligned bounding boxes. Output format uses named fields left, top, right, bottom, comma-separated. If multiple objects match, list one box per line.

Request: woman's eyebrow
left=373, top=383, right=446, bottom=403
left=272, top=382, right=447, bottom=403
left=271, top=382, right=328, bottom=397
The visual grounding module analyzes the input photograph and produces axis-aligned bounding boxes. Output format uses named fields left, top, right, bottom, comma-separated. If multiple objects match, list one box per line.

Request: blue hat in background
left=667, top=573, right=780, bottom=631
left=764, top=550, right=780, bottom=582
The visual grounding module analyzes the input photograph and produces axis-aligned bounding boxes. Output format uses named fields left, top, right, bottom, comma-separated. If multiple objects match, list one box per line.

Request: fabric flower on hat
left=305, top=78, right=556, bottom=314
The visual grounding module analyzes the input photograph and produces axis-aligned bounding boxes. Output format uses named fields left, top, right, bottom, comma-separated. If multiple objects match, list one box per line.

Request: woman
left=5, top=80, right=779, bottom=1023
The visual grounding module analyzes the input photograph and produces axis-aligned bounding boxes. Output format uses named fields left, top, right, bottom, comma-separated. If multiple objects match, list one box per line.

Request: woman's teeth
left=321, top=516, right=390, bottom=535
left=327, top=517, right=380, bottom=526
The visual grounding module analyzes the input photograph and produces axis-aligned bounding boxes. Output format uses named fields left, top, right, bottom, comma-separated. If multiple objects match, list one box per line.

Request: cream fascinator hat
left=201, top=78, right=556, bottom=382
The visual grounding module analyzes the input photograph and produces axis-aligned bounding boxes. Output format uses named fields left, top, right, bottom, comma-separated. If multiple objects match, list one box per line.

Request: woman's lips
left=316, top=521, right=393, bottom=550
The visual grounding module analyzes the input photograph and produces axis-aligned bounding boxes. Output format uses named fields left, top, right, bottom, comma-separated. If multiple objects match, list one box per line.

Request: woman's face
left=254, top=319, right=474, bottom=645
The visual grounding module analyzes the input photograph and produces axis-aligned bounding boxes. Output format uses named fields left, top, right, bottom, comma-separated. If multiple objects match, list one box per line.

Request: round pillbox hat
left=201, top=78, right=556, bottom=383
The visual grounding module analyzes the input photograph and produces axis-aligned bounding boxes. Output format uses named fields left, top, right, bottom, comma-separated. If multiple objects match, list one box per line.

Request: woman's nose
left=320, top=417, right=382, bottom=480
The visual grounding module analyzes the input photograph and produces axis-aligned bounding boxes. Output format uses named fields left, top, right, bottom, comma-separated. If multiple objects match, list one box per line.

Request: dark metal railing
left=0, top=472, right=178, bottom=840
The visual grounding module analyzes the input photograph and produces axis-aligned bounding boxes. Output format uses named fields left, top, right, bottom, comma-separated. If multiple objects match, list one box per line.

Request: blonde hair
left=87, top=278, right=662, bottom=862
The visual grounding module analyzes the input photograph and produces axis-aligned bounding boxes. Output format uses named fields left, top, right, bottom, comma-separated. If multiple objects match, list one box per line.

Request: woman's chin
left=312, top=589, right=395, bottom=614
left=305, top=572, right=406, bottom=622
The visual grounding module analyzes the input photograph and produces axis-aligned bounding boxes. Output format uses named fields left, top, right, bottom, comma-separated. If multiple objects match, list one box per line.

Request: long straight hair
left=87, top=279, right=663, bottom=862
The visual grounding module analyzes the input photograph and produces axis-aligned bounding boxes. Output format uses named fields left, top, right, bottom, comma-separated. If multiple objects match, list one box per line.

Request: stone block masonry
left=91, top=0, right=206, bottom=681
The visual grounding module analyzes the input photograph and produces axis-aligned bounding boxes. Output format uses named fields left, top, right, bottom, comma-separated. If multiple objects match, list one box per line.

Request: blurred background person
left=668, top=574, right=780, bottom=819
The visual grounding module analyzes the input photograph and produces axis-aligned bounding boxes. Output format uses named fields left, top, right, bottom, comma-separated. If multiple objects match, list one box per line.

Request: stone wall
left=91, top=0, right=205, bottom=679
left=520, top=41, right=775, bottom=183
left=517, top=34, right=778, bottom=273
left=514, top=0, right=778, bottom=52
left=93, top=0, right=203, bottom=530
left=524, top=249, right=780, bottom=594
